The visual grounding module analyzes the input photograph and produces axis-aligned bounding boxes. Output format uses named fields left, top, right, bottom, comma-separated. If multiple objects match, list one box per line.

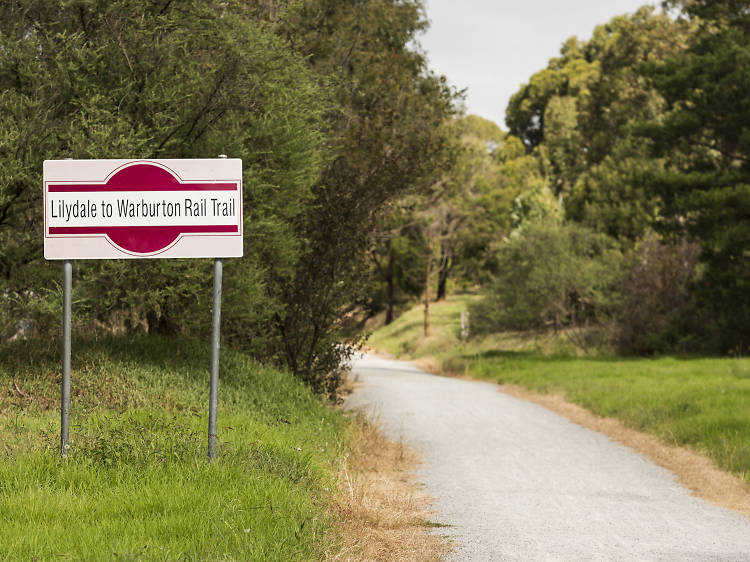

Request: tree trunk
left=436, top=244, right=450, bottom=301
left=384, top=248, right=395, bottom=325
left=424, top=238, right=432, bottom=337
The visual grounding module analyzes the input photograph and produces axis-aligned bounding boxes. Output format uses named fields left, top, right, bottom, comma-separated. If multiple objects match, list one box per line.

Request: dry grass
left=327, top=412, right=448, bottom=561
left=500, top=384, right=750, bottom=520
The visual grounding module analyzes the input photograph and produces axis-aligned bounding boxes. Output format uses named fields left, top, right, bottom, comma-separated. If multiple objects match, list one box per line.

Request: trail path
left=346, top=353, right=750, bottom=561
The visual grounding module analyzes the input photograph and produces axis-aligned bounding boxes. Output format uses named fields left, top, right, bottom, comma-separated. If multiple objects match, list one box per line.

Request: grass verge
left=0, top=335, right=346, bottom=560
left=367, top=294, right=586, bottom=362
left=329, top=412, right=446, bottom=561
left=369, top=296, right=750, bottom=484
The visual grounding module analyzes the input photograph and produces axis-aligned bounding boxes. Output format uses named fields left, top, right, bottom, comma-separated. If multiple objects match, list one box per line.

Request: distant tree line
left=0, top=0, right=457, bottom=398
left=367, top=0, right=749, bottom=356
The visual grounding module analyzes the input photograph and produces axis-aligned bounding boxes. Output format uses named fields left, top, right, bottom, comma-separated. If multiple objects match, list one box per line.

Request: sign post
left=61, top=259, right=72, bottom=458
left=44, top=158, right=243, bottom=459
left=208, top=257, right=222, bottom=459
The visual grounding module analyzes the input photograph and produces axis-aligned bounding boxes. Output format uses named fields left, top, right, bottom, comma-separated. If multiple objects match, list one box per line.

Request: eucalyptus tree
left=506, top=7, right=691, bottom=241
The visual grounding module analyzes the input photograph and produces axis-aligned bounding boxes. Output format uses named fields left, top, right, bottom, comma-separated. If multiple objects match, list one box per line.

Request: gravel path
left=345, top=353, right=750, bottom=561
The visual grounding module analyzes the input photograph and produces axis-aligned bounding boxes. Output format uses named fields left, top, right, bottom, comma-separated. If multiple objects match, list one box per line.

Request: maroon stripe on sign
left=48, top=183, right=238, bottom=193
left=49, top=225, right=238, bottom=234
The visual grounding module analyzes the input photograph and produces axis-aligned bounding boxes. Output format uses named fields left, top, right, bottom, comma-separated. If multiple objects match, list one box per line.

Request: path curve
left=346, top=353, right=750, bottom=561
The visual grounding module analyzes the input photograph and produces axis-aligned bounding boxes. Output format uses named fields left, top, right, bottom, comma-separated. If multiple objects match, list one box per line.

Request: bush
left=615, top=233, right=700, bottom=354
left=471, top=221, right=623, bottom=335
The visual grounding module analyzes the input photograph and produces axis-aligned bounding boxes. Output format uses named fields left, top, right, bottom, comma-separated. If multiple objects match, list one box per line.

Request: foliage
left=261, top=0, right=456, bottom=394
left=615, top=233, right=700, bottom=355
left=638, top=0, right=750, bottom=352
left=0, top=1, right=326, bottom=351
left=364, top=3, right=747, bottom=357
left=445, top=119, right=531, bottom=287
left=368, top=202, right=430, bottom=324
left=0, top=0, right=457, bottom=397
left=364, top=115, right=544, bottom=324
left=506, top=7, right=691, bottom=241
left=565, top=143, right=663, bottom=240
left=492, top=4, right=750, bottom=353
left=470, top=221, right=623, bottom=334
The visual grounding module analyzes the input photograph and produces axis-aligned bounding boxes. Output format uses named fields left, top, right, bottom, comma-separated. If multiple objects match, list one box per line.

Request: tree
left=470, top=221, right=623, bottom=335
left=365, top=115, right=535, bottom=325
left=639, top=0, right=750, bottom=351
left=615, top=233, right=699, bottom=354
left=566, top=141, right=663, bottom=240
left=435, top=116, right=513, bottom=295
left=368, top=197, right=432, bottom=325
left=0, top=0, right=330, bottom=383
left=505, top=7, right=692, bottom=241
left=266, top=0, right=457, bottom=393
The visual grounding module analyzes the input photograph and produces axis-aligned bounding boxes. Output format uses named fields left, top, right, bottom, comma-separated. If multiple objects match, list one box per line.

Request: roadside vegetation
left=369, top=296, right=750, bottom=483
left=0, top=0, right=457, bottom=398
left=0, top=335, right=348, bottom=559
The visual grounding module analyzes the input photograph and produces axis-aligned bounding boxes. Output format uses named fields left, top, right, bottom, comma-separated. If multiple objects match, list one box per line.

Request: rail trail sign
left=44, top=158, right=242, bottom=460
left=44, top=159, right=243, bottom=259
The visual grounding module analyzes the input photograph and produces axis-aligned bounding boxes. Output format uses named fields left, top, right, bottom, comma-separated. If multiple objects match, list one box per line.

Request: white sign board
left=44, top=159, right=243, bottom=259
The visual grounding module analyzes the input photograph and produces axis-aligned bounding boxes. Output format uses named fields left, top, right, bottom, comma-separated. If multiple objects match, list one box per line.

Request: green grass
left=370, top=296, right=750, bottom=482
left=368, top=294, right=584, bottom=361
left=0, top=335, right=348, bottom=560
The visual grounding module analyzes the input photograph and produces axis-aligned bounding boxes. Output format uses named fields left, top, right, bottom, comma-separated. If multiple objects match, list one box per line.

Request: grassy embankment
left=369, top=295, right=750, bottom=482
left=0, top=335, right=348, bottom=560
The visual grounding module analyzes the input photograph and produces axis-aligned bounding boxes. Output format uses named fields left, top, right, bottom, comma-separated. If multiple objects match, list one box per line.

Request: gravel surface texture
left=346, top=353, right=750, bottom=561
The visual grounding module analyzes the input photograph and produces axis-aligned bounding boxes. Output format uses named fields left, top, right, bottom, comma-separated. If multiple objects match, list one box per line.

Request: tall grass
left=0, top=335, right=347, bottom=560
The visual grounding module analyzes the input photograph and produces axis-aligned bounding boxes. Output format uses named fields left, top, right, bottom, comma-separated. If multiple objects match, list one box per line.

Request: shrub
left=471, top=221, right=623, bottom=335
left=615, top=233, right=700, bottom=354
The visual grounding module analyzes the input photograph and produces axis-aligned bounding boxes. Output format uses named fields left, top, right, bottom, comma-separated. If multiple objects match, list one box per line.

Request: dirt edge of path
left=498, top=383, right=750, bottom=520
left=327, top=408, right=448, bottom=561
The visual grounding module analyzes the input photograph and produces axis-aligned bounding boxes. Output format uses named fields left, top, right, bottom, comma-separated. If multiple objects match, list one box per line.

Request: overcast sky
left=419, top=0, right=656, bottom=128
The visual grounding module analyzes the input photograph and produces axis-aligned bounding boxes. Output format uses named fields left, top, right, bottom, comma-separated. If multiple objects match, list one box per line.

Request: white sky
left=419, top=0, right=656, bottom=128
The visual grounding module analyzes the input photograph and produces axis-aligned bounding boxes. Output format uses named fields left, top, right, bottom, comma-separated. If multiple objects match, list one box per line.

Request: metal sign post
left=60, top=260, right=72, bottom=458
left=208, top=257, right=222, bottom=459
